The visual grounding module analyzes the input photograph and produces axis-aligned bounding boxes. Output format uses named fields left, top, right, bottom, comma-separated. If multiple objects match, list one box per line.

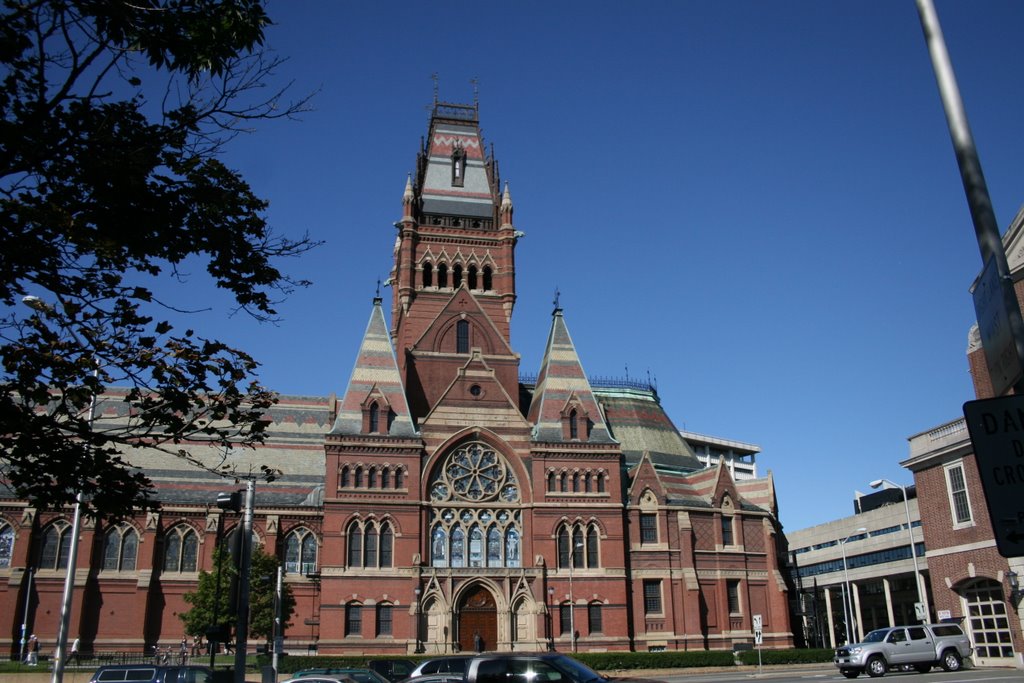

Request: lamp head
left=869, top=479, right=883, bottom=489
left=857, top=527, right=867, bottom=533
left=21, top=295, right=52, bottom=313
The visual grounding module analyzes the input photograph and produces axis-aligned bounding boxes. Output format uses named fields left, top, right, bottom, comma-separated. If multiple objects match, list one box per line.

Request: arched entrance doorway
left=457, top=584, right=497, bottom=652
left=960, top=578, right=1017, bottom=666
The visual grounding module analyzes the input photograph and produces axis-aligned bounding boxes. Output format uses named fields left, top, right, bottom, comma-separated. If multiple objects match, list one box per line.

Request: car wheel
left=914, top=665, right=930, bottom=674
left=867, top=656, right=887, bottom=678
left=941, top=650, right=962, bottom=672
left=841, top=669, right=860, bottom=679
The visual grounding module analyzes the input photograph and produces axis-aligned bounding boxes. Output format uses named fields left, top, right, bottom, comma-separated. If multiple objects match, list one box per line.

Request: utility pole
left=234, top=479, right=255, bottom=683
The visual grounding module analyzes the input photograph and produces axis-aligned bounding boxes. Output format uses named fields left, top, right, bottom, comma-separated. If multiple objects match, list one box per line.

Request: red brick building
left=0, top=101, right=793, bottom=656
left=900, top=207, right=1024, bottom=668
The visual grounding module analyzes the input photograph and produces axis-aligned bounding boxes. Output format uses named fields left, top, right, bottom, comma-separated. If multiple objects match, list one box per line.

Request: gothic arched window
left=427, top=442, right=522, bottom=568
left=347, top=522, right=363, bottom=567
left=0, top=522, right=14, bottom=568
left=468, top=264, right=478, bottom=289
left=39, top=522, right=71, bottom=570
left=423, top=262, right=433, bottom=288
left=456, top=320, right=469, bottom=354
left=163, top=525, right=198, bottom=573
left=285, top=527, right=317, bottom=575
left=482, top=266, right=493, bottom=291
left=369, top=403, right=379, bottom=433
left=438, top=263, right=448, bottom=288
left=103, top=524, right=138, bottom=571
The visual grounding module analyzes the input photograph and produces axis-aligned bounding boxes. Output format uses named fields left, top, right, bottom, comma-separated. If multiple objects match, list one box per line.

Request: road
left=656, top=667, right=1022, bottom=683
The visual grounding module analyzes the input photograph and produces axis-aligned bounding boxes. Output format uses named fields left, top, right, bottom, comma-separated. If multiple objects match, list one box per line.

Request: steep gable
left=420, top=349, right=531, bottom=433
left=411, top=287, right=515, bottom=358
left=528, top=308, right=614, bottom=444
left=330, top=299, right=417, bottom=437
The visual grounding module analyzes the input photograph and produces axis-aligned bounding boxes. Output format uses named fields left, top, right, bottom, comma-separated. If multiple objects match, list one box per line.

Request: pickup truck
left=834, top=623, right=973, bottom=678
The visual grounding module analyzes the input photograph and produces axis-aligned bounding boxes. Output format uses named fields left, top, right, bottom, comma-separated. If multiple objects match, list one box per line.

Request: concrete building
left=785, top=488, right=928, bottom=649
left=681, top=432, right=760, bottom=481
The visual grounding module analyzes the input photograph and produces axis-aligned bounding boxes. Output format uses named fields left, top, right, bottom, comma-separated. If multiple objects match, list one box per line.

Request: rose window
left=430, top=442, right=518, bottom=503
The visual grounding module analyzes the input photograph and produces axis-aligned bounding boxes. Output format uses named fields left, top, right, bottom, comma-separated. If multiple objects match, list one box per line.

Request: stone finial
left=403, top=174, right=414, bottom=205
left=500, top=182, right=513, bottom=212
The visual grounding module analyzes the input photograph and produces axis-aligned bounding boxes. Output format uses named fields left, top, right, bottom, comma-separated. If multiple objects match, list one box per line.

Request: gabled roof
left=420, top=349, right=530, bottom=431
left=651, top=461, right=774, bottom=514
left=411, top=286, right=515, bottom=357
left=330, top=299, right=417, bottom=437
left=527, top=308, right=614, bottom=443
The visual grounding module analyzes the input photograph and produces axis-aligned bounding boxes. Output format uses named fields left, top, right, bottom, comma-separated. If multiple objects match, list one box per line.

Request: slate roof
left=526, top=308, right=614, bottom=444
left=419, top=105, right=495, bottom=219
left=330, top=298, right=417, bottom=437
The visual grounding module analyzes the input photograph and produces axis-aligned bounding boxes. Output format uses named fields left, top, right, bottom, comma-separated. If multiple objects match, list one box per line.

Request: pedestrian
left=473, top=631, right=483, bottom=653
left=29, top=634, right=39, bottom=665
left=180, top=636, right=188, bottom=664
left=70, top=637, right=80, bottom=665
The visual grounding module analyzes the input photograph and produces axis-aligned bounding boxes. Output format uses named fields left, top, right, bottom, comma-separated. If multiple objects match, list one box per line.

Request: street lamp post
left=870, top=478, right=929, bottom=622
left=568, top=540, right=583, bottom=653
left=547, top=587, right=554, bottom=651
left=840, top=528, right=866, bottom=645
left=413, top=588, right=423, bottom=653
left=22, top=296, right=91, bottom=683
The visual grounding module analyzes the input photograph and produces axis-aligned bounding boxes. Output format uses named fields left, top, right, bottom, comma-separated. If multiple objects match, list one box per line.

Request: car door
left=906, top=627, right=933, bottom=662
left=885, top=628, right=912, bottom=664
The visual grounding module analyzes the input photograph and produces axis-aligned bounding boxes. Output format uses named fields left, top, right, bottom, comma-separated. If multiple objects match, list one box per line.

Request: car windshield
left=549, top=656, right=606, bottom=683
left=863, top=630, right=889, bottom=643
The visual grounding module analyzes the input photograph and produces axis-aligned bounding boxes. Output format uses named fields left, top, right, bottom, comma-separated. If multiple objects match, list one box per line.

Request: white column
left=882, top=577, right=895, bottom=627
left=824, top=587, right=837, bottom=649
left=852, top=583, right=864, bottom=642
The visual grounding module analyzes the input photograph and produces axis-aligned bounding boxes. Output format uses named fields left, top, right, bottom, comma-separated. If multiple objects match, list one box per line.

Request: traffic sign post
left=753, top=614, right=763, bottom=673
left=962, top=395, right=1024, bottom=557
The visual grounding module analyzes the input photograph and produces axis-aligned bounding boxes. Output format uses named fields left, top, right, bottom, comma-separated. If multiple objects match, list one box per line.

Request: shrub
left=736, top=648, right=834, bottom=665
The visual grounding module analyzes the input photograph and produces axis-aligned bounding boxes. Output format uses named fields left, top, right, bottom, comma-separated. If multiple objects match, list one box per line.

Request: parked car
left=283, top=678, right=354, bottom=683
left=398, top=674, right=465, bottom=683
left=293, top=668, right=390, bottom=683
left=368, top=659, right=417, bottom=682
left=407, top=656, right=474, bottom=679
left=89, top=664, right=213, bottom=683
left=464, top=654, right=608, bottom=683
left=834, top=623, right=973, bottom=678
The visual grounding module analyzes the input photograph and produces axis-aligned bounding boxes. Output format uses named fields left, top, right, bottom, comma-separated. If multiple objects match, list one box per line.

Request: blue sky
left=165, top=1, right=1024, bottom=532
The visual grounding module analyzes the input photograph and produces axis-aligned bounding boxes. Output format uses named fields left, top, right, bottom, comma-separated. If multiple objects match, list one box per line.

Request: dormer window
left=451, top=141, right=466, bottom=187
left=369, top=403, right=379, bottom=433
left=562, top=401, right=590, bottom=441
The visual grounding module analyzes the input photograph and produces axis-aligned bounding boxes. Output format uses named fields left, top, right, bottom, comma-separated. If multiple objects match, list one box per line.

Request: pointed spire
left=330, top=299, right=417, bottom=437
left=527, top=308, right=615, bottom=444
left=500, top=181, right=514, bottom=228
left=403, top=174, right=414, bottom=205
left=501, top=182, right=513, bottom=211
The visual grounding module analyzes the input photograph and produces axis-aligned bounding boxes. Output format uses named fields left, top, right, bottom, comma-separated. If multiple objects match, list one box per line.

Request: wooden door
left=458, top=585, right=497, bottom=652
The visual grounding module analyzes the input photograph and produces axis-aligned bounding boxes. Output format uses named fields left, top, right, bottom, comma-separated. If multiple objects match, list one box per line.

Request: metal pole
left=272, top=564, right=282, bottom=681
left=840, top=539, right=853, bottom=644
left=233, top=479, right=255, bottom=683
left=897, top=485, right=930, bottom=621
left=210, top=512, right=225, bottom=669
left=568, top=552, right=575, bottom=653
left=20, top=567, right=33, bottom=665
left=52, top=373, right=95, bottom=683
left=915, top=0, right=1024, bottom=394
